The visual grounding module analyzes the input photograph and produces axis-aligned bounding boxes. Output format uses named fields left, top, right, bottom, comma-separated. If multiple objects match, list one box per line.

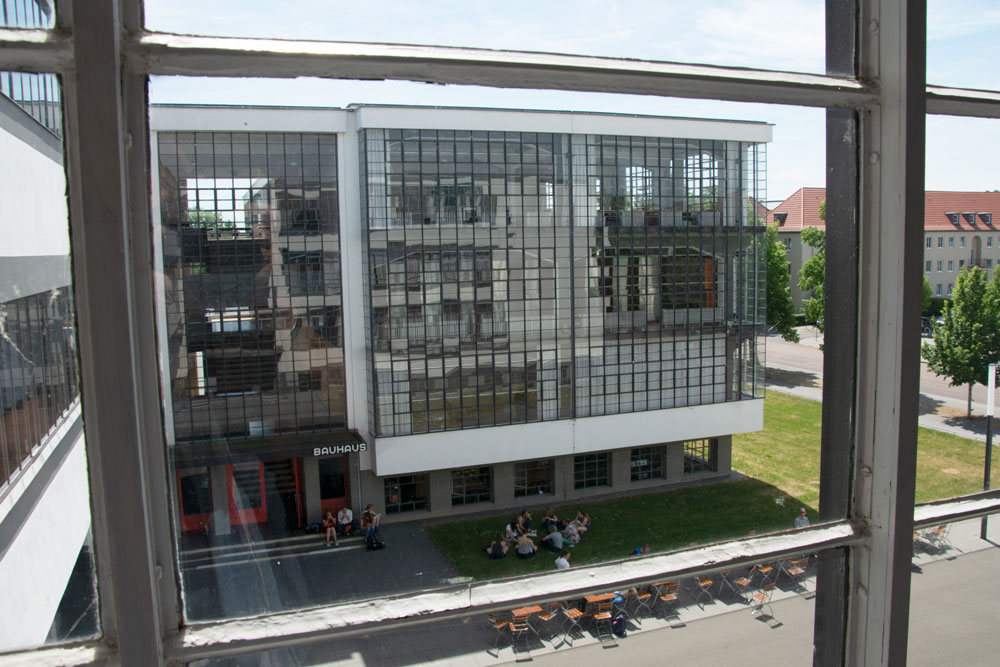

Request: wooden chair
left=624, top=586, right=655, bottom=622
left=559, top=601, right=589, bottom=646
left=509, top=614, right=532, bottom=657
left=734, top=565, right=759, bottom=604
left=530, top=602, right=560, bottom=644
left=750, top=582, right=776, bottom=618
left=593, top=600, right=616, bottom=645
left=689, top=575, right=715, bottom=608
left=484, top=613, right=510, bottom=657
left=654, top=580, right=681, bottom=621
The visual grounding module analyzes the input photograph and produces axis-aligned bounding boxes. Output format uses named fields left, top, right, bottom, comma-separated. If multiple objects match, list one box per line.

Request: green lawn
left=426, top=391, right=996, bottom=581
left=734, top=391, right=1000, bottom=507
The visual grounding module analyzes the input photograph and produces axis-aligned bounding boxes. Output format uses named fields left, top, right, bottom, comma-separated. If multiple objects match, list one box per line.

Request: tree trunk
left=969, top=384, right=974, bottom=419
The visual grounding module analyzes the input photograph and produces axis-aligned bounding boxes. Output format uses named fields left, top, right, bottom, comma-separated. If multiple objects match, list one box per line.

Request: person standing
left=554, top=550, right=571, bottom=570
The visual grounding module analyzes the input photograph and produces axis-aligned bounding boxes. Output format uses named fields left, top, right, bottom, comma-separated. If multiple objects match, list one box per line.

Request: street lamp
left=982, top=363, right=996, bottom=540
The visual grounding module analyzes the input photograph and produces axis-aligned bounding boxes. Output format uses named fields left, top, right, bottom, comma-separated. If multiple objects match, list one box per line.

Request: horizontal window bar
left=913, top=489, right=1000, bottom=529
left=129, top=32, right=873, bottom=110
left=0, top=27, right=72, bottom=73
left=927, top=85, right=1000, bottom=118
left=0, top=643, right=109, bottom=666
left=171, top=521, right=859, bottom=662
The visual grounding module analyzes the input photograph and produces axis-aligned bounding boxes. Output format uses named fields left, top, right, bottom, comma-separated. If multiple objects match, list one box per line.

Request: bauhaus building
left=151, top=105, right=769, bottom=538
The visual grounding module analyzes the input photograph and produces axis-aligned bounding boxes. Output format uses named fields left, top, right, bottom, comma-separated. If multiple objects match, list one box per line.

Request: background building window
left=574, top=453, right=610, bottom=489
left=513, top=459, right=554, bottom=497
left=630, top=446, right=665, bottom=482
left=925, top=236, right=932, bottom=248
left=384, top=474, right=430, bottom=514
left=451, top=467, right=493, bottom=506
left=683, top=438, right=718, bottom=474
left=925, top=260, right=931, bottom=272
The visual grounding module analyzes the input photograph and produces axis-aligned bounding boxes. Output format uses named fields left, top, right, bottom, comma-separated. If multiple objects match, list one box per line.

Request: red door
left=228, top=461, right=267, bottom=525
left=177, top=467, right=212, bottom=532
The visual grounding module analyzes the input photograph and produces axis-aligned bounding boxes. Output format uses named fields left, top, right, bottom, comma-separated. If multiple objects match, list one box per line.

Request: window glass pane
left=143, top=1, right=824, bottom=74
left=927, top=0, right=1000, bottom=92
left=0, top=67, right=98, bottom=650
left=146, top=85, right=846, bottom=627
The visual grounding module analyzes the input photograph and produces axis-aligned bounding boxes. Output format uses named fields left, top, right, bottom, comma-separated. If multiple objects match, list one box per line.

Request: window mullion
left=847, top=1, right=926, bottom=665
left=62, top=0, right=165, bottom=663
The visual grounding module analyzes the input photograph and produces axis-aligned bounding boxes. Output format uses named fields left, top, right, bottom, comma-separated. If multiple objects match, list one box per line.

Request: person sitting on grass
left=541, top=507, right=565, bottom=533
left=484, top=533, right=508, bottom=560
left=505, top=519, right=520, bottom=542
left=541, top=524, right=565, bottom=553
left=574, top=510, right=591, bottom=533
left=554, top=549, right=571, bottom=570
left=516, top=510, right=534, bottom=537
left=795, top=507, right=810, bottom=528
left=631, top=543, right=651, bottom=557
left=515, top=533, right=537, bottom=559
left=563, top=520, right=581, bottom=546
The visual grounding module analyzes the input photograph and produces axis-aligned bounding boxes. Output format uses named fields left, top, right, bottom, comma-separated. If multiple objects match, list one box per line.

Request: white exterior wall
left=0, top=124, right=68, bottom=259
left=372, top=398, right=762, bottom=476
left=0, top=412, right=90, bottom=651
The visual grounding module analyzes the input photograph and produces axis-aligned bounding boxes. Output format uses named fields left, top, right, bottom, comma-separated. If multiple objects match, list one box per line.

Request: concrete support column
left=493, top=463, right=515, bottom=507
left=302, top=457, right=321, bottom=524
left=715, top=435, right=733, bottom=475
left=209, top=464, right=230, bottom=537
left=610, top=448, right=630, bottom=490
left=665, top=441, right=685, bottom=483
left=428, top=469, right=452, bottom=513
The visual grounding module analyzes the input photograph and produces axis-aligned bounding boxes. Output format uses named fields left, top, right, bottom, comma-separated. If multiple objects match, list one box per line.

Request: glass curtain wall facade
left=0, top=0, right=60, bottom=137
left=361, top=128, right=765, bottom=437
left=157, top=132, right=346, bottom=443
left=0, top=288, right=78, bottom=485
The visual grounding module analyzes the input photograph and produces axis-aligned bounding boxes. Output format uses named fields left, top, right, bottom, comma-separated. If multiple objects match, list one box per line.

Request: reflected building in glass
left=152, top=105, right=767, bottom=535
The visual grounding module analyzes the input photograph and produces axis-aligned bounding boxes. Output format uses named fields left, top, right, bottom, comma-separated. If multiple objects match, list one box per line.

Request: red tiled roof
left=769, top=188, right=1000, bottom=231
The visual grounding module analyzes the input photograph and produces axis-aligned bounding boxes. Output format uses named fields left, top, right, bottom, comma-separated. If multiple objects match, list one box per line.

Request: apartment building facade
left=773, top=187, right=1000, bottom=308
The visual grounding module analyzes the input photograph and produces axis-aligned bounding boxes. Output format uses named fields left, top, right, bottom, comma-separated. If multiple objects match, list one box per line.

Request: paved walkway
left=254, top=516, right=999, bottom=665
left=766, top=327, right=993, bottom=440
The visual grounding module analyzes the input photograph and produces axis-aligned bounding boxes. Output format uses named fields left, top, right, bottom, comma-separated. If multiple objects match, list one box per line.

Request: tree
left=922, top=266, right=1000, bottom=418
left=765, top=224, right=799, bottom=342
left=798, top=224, right=826, bottom=331
left=922, top=276, right=932, bottom=314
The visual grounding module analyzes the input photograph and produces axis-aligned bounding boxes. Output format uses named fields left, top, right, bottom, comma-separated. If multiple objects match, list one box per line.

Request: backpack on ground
left=366, top=534, right=386, bottom=551
left=612, top=613, right=627, bottom=638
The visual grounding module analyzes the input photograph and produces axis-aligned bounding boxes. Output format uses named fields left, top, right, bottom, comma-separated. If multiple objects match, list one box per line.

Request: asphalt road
left=765, top=329, right=991, bottom=418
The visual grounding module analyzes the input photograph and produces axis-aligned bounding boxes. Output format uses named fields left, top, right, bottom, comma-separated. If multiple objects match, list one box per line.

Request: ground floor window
left=630, top=446, right=665, bottom=481
left=384, top=474, right=430, bottom=513
left=514, top=459, right=555, bottom=497
left=574, top=452, right=610, bottom=489
left=451, top=467, right=493, bottom=506
left=683, top=438, right=718, bottom=474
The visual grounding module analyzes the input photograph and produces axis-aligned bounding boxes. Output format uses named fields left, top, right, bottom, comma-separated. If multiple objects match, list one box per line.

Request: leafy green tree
left=765, top=224, right=799, bottom=342
left=922, top=267, right=1000, bottom=418
left=798, top=225, right=826, bottom=331
left=185, top=209, right=235, bottom=229
left=922, top=276, right=932, bottom=314
left=797, top=199, right=827, bottom=331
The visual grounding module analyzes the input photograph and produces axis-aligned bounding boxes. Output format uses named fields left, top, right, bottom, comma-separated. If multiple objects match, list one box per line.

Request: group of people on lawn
left=484, top=508, right=591, bottom=568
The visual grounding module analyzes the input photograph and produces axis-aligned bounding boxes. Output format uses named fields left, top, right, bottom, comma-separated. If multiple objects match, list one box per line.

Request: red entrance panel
left=177, top=467, right=211, bottom=533
left=227, top=461, right=266, bottom=526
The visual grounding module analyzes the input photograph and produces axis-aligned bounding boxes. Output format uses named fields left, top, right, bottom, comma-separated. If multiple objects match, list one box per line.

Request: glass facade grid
left=157, top=131, right=345, bottom=444
left=683, top=438, right=718, bottom=474
left=573, top=452, right=610, bottom=489
left=0, top=287, right=79, bottom=486
left=629, top=445, right=665, bottom=482
left=384, top=473, right=430, bottom=514
left=513, top=458, right=554, bottom=497
left=361, top=128, right=766, bottom=437
left=451, top=466, right=493, bottom=506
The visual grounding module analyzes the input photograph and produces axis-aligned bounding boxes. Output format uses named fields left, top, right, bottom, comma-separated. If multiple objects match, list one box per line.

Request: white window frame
left=5, top=1, right=1000, bottom=665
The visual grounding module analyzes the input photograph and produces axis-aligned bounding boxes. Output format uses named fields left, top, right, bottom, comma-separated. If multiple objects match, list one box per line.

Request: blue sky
left=144, top=1, right=1000, bottom=203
